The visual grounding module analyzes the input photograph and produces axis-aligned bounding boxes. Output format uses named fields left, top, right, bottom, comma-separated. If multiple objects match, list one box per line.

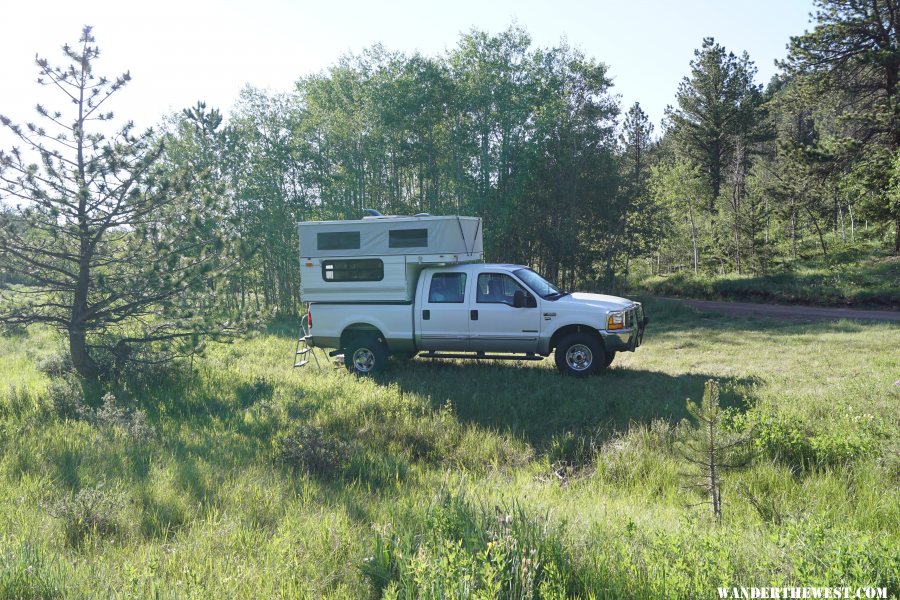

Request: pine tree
left=0, top=27, right=235, bottom=377
left=668, top=38, right=763, bottom=207
left=782, top=0, right=900, bottom=251
left=677, top=380, right=751, bottom=520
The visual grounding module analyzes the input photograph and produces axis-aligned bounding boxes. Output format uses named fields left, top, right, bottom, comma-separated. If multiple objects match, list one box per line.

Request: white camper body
left=298, top=215, right=483, bottom=303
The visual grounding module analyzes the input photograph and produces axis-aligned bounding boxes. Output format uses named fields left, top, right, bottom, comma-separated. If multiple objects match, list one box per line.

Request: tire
left=603, top=350, right=617, bottom=367
left=344, top=335, right=389, bottom=375
left=554, top=332, right=606, bottom=377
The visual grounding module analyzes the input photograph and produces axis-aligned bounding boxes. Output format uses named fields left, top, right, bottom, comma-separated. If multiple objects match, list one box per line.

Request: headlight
left=607, top=311, right=624, bottom=330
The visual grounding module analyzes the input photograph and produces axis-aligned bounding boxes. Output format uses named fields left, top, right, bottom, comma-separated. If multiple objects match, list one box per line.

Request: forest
left=2, top=2, right=899, bottom=375
left=1, top=0, right=900, bottom=380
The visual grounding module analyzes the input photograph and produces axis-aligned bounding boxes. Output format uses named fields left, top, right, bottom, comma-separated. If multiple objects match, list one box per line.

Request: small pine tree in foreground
left=677, top=379, right=751, bottom=520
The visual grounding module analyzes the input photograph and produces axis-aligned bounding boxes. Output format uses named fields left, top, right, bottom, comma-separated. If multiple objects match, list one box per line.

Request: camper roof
left=298, top=215, right=482, bottom=260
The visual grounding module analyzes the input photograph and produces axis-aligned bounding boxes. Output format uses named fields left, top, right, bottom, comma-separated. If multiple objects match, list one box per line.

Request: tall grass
left=0, top=298, right=897, bottom=597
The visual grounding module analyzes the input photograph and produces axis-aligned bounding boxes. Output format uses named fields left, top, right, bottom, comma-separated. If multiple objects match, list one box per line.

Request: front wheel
left=554, top=333, right=606, bottom=377
left=344, top=336, right=388, bottom=375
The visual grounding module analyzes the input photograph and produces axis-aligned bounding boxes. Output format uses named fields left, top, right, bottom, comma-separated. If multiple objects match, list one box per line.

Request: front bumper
left=600, top=303, right=647, bottom=352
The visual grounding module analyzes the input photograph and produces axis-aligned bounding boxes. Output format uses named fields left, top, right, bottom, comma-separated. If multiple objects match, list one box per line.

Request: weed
left=748, top=405, right=888, bottom=470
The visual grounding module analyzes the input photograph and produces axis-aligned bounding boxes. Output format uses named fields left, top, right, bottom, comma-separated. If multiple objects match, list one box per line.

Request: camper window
left=317, top=231, right=361, bottom=251
left=322, top=259, right=384, bottom=282
left=389, top=228, right=428, bottom=248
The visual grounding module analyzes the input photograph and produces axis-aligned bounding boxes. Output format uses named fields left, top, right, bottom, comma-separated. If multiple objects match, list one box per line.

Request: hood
left=555, top=292, right=635, bottom=311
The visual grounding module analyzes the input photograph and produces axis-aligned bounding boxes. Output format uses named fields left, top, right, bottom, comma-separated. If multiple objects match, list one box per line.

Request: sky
left=0, top=0, right=817, bottom=138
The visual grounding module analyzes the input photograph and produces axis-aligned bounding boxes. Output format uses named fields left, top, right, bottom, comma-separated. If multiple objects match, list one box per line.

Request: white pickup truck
left=307, top=262, right=647, bottom=376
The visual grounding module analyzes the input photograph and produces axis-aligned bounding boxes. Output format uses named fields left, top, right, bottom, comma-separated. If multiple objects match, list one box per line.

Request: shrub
left=749, top=406, right=887, bottom=471
left=88, top=393, right=154, bottom=443
left=35, top=352, right=72, bottom=377
left=278, top=424, right=350, bottom=477
left=47, top=383, right=154, bottom=442
left=71, top=392, right=155, bottom=443
left=46, top=376, right=84, bottom=420
left=47, top=484, right=123, bottom=547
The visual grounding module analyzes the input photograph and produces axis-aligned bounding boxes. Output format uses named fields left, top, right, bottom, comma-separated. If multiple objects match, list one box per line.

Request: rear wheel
left=554, top=332, right=606, bottom=377
left=344, top=336, right=388, bottom=375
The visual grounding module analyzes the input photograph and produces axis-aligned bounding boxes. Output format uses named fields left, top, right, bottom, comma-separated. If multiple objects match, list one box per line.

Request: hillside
left=628, top=247, right=900, bottom=310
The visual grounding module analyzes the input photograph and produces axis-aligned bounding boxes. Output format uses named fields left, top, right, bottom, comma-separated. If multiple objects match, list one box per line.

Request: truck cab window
left=428, top=273, right=466, bottom=303
left=476, top=273, right=532, bottom=306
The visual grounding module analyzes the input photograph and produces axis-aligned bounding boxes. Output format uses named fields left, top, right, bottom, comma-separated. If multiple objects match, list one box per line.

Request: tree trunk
left=69, top=326, right=98, bottom=378
left=689, top=202, right=699, bottom=275
left=895, top=216, right=900, bottom=254
left=807, top=207, right=828, bottom=255
left=790, top=209, right=797, bottom=260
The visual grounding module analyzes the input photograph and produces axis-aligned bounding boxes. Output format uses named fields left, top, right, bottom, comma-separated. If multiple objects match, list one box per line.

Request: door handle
left=470, top=310, right=478, bottom=320
left=423, top=309, right=430, bottom=320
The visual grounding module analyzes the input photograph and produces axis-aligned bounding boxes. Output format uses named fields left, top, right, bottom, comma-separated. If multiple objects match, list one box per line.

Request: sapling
left=677, top=379, right=751, bottom=520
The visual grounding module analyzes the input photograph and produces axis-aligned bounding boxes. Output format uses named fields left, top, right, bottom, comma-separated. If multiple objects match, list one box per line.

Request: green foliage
left=780, top=518, right=900, bottom=597
left=630, top=246, right=900, bottom=308
left=0, top=275, right=897, bottom=597
left=365, top=491, right=574, bottom=599
left=45, top=376, right=83, bottom=420
left=781, top=0, right=900, bottom=253
left=667, top=37, right=764, bottom=202
left=33, top=352, right=72, bottom=378
left=0, top=542, right=66, bottom=600
left=747, top=404, right=889, bottom=470
left=677, top=380, right=752, bottom=519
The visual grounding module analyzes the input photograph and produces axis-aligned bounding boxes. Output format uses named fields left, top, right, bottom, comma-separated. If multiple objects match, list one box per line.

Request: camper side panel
left=300, top=255, right=412, bottom=302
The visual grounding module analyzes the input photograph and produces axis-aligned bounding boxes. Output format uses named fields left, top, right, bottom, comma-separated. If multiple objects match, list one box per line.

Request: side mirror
left=513, top=290, right=526, bottom=308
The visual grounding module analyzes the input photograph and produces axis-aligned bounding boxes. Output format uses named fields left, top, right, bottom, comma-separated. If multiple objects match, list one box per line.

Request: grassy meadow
left=0, top=298, right=898, bottom=598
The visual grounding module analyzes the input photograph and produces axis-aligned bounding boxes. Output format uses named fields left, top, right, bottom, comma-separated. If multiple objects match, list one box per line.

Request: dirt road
left=676, top=298, right=900, bottom=322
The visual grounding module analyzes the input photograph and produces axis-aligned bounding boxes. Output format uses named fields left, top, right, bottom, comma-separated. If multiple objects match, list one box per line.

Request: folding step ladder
left=293, top=317, right=321, bottom=369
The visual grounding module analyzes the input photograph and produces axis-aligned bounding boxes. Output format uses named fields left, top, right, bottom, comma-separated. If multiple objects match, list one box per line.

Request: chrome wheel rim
left=565, top=344, right=593, bottom=371
left=352, top=348, right=376, bottom=372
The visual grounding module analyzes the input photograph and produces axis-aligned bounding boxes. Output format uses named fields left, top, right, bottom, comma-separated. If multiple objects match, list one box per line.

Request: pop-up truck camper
left=298, top=214, right=483, bottom=303
left=298, top=212, right=646, bottom=376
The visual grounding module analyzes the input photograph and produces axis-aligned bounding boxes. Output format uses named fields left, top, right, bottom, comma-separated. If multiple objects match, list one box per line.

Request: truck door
left=469, top=272, right=541, bottom=353
left=416, top=271, right=470, bottom=351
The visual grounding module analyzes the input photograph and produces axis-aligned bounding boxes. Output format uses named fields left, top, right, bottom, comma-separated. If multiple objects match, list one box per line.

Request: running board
left=419, top=352, right=545, bottom=361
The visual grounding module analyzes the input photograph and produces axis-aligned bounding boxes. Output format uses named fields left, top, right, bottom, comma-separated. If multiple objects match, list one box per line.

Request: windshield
left=513, top=268, right=562, bottom=298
